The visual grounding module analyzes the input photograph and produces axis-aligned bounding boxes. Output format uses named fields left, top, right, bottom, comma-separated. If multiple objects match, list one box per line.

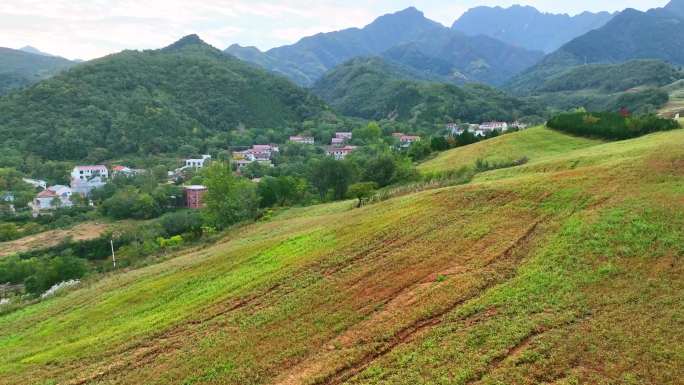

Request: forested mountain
left=0, top=47, right=74, bottom=95
left=0, top=35, right=327, bottom=161
left=226, top=7, right=543, bottom=87
left=510, top=1, right=684, bottom=93
left=508, top=60, right=682, bottom=114
left=452, top=5, right=614, bottom=53
left=380, top=30, right=543, bottom=86
left=312, top=57, right=543, bottom=127
left=512, top=60, right=683, bottom=95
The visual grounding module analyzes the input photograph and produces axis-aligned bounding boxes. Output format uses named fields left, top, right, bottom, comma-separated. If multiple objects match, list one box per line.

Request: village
left=1, top=120, right=523, bottom=217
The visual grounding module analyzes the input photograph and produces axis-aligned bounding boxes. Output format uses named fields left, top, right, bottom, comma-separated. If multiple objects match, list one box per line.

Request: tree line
left=547, top=111, right=680, bottom=140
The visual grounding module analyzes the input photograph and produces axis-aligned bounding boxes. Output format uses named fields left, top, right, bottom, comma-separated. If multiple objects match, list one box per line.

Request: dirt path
left=0, top=222, right=110, bottom=258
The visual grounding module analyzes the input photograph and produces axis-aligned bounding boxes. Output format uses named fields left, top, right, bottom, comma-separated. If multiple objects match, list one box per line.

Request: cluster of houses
left=392, top=133, right=422, bottom=149
left=28, top=162, right=211, bottom=215
left=12, top=129, right=431, bottom=216
left=232, top=144, right=279, bottom=171
left=326, top=132, right=357, bottom=160
left=447, top=121, right=528, bottom=137
left=29, top=165, right=110, bottom=215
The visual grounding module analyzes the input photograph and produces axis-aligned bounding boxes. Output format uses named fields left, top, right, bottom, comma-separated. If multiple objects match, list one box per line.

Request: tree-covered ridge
left=507, top=59, right=682, bottom=115
left=0, top=35, right=327, bottom=161
left=529, top=60, right=683, bottom=94
left=312, top=57, right=543, bottom=128
left=0, top=47, right=75, bottom=95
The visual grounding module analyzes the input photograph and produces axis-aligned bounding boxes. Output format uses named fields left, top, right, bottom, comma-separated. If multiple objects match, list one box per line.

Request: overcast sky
left=0, top=0, right=668, bottom=60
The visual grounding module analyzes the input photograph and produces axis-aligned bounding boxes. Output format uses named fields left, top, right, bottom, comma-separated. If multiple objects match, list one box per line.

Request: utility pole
left=110, top=239, right=116, bottom=269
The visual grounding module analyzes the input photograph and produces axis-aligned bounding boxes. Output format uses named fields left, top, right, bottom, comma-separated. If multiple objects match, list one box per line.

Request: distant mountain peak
left=19, top=45, right=55, bottom=57
left=452, top=5, right=615, bottom=53
left=163, top=34, right=213, bottom=51
left=665, top=0, right=684, bottom=17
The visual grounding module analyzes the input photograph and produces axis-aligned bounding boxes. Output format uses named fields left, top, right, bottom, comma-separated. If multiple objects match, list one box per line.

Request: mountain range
left=510, top=0, right=684, bottom=95
left=452, top=5, right=615, bottom=53
left=226, top=7, right=544, bottom=87
left=0, top=47, right=75, bottom=95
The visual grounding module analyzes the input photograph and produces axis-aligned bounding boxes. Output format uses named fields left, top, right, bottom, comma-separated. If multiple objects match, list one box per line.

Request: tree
left=348, top=182, right=378, bottom=208
left=0, top=223, right=19, bottom=241
left=257, top=176, right=308, bottom=208
left=242, top=161, right=271, bottom=179
left=152, top=165, right=169, bottom=182
left=407, top=140, right=432, bottom=161
left=309, top=158, right=356, bottom=201
left=353, top=121, right=382, bottom=144
left=101, top=187, right=160, bottom=219
left=159, top=210, right=204, bottom=239
left=430, top=136, right=450, bottom=151
left=363, top=155, right=397, bottom=187
left=202, top=162, right=258, bottom=229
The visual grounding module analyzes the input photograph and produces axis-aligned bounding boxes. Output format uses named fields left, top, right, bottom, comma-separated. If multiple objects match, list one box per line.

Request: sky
left=0, top=0, right=669, bottom=60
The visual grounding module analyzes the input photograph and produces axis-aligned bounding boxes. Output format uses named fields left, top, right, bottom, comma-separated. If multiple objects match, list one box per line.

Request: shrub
left=158, top=210, right=203, bottom=238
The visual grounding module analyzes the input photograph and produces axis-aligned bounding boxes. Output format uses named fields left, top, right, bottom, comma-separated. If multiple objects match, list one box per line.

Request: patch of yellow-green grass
left=473, top=129, right=684, bottom=183
left=1, top=129, right=683, bottom=385
left=418, top=126, right=602, bottom=174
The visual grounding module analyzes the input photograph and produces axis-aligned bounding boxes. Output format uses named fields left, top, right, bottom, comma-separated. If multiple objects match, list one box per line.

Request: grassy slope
left=660, top=80, right=684, bottom=118
left=417, top=126, right=602, bottom=174
left=1, top=129, right=683, bottom=385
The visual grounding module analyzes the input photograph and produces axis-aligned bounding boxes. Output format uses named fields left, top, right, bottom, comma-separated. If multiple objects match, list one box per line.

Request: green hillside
left=312, top=57, right=544, bottom=128
left=0, top=35, right=326, bottom=161
left=508, top=59, right=682, bottom=113
left=1, top=125, right=682, bottom=384
left=0, top=47, right=74, bottom=95
left=418, top=126, right=602, bottom=174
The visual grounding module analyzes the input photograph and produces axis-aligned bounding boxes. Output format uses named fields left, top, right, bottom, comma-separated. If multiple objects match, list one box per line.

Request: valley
left=0, top=1, right=683, bottom=384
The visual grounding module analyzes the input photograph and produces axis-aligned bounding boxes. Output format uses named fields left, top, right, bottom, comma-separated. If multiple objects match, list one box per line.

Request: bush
left=158, top=210, right=203, bottom=239
left=0, top=223, right=20, bottom=241
left=101, top=187, right=160, bottom=220
left=0, top=255, right=88, bottom=295
left=348, top=182, right=378, bottom=208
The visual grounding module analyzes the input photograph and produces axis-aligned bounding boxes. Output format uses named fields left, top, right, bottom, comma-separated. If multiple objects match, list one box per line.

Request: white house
left=289, top=136, right=315, bottom=145
left=331, top=137, right=345, bottom=146
left=335, top=132, right=353, bottom=140
left=479, top=122, right=509, bottom=132
left=326, top=146, right=357, bottom=160
left=70, top=166, right=108, bottom=197
left=33, top=185, right=73, bottom=212
left=112, top=165, right=144, bottom=177
left=233, top=145, right=279, bottom=163
left=399, top=135, right=421, bottom=148
left=71, top=165, right=108, bottom=182
left=185, top=155, right=212, bottom=169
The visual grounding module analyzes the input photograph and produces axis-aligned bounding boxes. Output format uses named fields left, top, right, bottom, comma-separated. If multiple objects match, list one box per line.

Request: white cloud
left=0, top=0, right=670, bottom=60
